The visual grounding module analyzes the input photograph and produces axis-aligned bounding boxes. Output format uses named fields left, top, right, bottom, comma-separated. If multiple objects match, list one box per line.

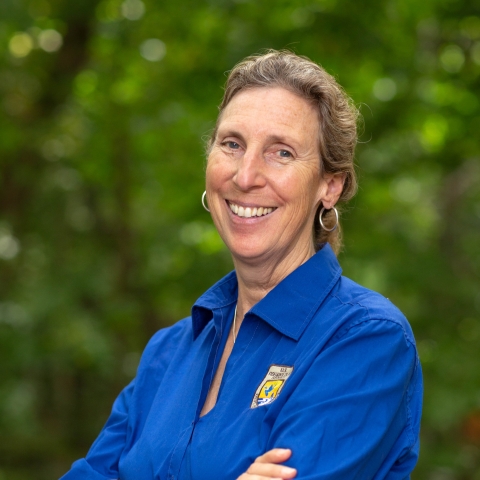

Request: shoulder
left=136, top=317, right=194, bottom=377
left=145, top=317, right=193, bottom=350
left=326, top=275, right=416, bottom=347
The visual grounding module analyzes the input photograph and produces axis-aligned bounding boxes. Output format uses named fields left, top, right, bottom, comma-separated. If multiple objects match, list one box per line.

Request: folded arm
left=242, top=318, right=422, bottom=480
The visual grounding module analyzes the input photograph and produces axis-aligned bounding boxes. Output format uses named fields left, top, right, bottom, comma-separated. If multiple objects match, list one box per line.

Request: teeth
left=228, top=202, right=275, bottom=218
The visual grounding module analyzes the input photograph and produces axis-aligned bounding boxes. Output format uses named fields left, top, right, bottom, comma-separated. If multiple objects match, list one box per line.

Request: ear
left=319, top=173, right=346, bottom=209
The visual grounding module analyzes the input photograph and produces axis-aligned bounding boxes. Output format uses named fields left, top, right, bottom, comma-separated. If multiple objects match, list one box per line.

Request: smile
left=228, top=201, right=276, bottom=218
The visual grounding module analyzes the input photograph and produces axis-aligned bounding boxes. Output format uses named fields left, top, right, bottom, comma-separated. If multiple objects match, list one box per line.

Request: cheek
left=206, top=155, right=233, bottom=190
left=205, top=157, right=221, bottom=189
left=205, top=162, right=214, bottom=188
left=281, top=169, right=322, bottom=205
left=301, top=166, right=324, bottom=202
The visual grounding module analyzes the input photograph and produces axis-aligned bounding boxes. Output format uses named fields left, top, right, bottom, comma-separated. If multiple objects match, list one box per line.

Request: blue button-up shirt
left=61, top=244, right=422, bottom=480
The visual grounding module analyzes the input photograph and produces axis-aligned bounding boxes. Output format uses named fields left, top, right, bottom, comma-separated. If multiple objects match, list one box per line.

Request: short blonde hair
left=207, top=50, right=359, bottom=254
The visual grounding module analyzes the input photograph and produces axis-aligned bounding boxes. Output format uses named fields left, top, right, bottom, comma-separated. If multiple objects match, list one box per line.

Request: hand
left=237, top=448, right=297, bottom=480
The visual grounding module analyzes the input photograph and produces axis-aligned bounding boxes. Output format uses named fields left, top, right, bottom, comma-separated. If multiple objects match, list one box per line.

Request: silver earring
left=319, top=206, right=338, bottom=232
left=202, top=191, right=210, bottom=212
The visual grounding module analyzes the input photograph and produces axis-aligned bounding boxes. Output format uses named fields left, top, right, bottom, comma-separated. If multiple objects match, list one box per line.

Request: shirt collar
left=192, top=243, right=342, bottom=341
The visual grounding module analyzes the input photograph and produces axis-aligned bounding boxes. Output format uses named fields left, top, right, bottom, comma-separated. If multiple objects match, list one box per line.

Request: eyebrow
left=217, top=129, right=246, bottom=143
left=217, top=129, right=298, bottom=148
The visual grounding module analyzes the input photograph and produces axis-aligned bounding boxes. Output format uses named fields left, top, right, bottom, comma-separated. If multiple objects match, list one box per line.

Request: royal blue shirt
left=61, top=244, right=422, bottom=480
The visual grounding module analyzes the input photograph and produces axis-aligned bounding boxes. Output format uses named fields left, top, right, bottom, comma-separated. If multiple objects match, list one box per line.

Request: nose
left=233, top=147, right=267, bottom=191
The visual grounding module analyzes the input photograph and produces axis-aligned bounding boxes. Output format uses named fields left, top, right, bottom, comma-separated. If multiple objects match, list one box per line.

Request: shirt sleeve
left=60, top=380, right=135, bottom=480
left=268, top=318, right=422, bottom=480
left=59, top=318, right=193, bottom=480
left=60, top=379, right=135, bottom=480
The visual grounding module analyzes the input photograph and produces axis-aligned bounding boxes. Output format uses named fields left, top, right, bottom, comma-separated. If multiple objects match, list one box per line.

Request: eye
left=279, top=150, right=292, bottom=158
left=222, top=141, right=240, bottom=149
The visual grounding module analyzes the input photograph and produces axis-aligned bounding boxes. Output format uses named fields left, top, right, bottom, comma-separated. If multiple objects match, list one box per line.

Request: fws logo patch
left=251, top=364, right=294, bottom=408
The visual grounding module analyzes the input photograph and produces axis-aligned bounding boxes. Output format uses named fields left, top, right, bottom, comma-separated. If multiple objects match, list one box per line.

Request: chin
left=229, top=243, right=275, bottom=264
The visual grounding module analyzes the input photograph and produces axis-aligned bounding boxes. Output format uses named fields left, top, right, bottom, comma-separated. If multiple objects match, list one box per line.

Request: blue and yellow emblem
left=258, top=380, right=284, bottom=406
left=251, top=364, right=294, bottom=408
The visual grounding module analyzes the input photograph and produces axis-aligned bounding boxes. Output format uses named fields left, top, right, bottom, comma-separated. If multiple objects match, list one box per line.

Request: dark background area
left=1, top=0, right=479, bottom=478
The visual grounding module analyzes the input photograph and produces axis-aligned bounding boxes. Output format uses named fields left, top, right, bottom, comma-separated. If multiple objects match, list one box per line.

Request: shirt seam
left=167, top=426, right=190, bottom=478
left=194, top=309, right=258, bottom=432
left=331, top=294, right=413, bottom=346
left=206, top=308, right=225, bottom=389
left=404, top=355, right=420, bottom=450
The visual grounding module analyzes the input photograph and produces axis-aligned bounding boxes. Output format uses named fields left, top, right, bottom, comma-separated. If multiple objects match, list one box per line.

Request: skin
left=203, top=87, right=345, bottom=478
left=238, top=449, right=297, bottom=480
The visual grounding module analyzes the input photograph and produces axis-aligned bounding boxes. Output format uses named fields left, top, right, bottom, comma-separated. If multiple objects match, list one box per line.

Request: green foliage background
left=1, top=0, right=480, bottom=478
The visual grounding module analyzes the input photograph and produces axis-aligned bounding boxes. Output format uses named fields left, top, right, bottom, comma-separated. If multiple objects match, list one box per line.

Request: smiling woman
left=206, top=87, right=333, bottom=268
left=61, top=50, right=422, bottom=480
left=207, top=51, right=358, bottom=256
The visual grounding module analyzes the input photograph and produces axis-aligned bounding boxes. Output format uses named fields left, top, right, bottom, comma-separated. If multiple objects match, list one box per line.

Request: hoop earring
left=319, top=206, right=338, bottom=232
left=202, top=191, right=210, bottom=212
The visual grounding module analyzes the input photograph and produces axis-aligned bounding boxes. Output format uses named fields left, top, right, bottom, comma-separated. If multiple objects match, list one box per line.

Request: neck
left=232, top=241, right=316, bottom=326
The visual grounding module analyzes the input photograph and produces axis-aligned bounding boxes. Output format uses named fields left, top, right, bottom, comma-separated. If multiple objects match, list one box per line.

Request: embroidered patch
left=251, top=364, right=294, bottom=408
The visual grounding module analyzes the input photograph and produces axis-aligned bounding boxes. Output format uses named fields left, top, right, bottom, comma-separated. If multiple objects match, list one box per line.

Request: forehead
left=217, top=87, right=320, bottom=147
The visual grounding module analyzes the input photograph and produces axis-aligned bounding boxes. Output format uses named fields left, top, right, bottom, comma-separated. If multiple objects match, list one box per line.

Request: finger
left=255, top=448, right=292, bottom=464
left=237, top=475, right=284, bottom=480
left=247, top=462, right=297, bottom=479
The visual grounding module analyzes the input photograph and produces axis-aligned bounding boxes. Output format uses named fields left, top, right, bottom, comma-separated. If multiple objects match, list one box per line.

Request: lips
left=228, top=201, right=276, bottom=218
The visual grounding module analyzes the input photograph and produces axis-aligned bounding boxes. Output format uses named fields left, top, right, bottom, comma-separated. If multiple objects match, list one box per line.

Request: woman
left=62, top=50, right=422, bottom=480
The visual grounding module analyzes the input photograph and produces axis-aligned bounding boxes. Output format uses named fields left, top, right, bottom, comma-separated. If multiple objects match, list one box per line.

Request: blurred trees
left=0, top=0, right=479, bottom=478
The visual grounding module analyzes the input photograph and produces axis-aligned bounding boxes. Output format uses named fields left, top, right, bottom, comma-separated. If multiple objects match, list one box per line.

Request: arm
left=266, top=318, right=422, bottom=479
left=60, top=319, right=192, bottom=479
left=60, top=379, right=135, bottom=480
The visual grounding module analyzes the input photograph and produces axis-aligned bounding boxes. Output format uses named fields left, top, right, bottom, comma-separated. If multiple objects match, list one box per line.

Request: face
left=206, top=86, right=341, bottom=266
